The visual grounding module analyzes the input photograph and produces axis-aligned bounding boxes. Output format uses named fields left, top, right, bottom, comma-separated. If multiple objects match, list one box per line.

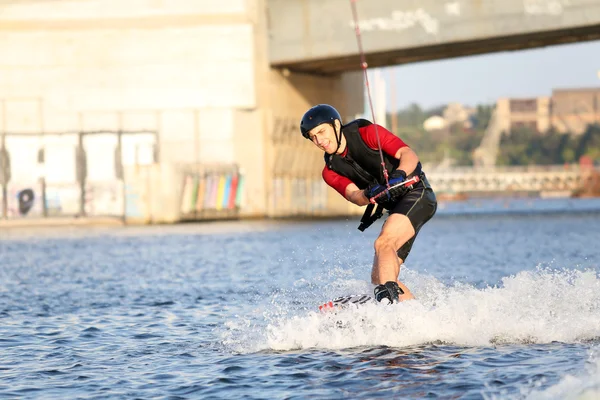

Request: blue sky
left=377, top=39, right=600, bottom=111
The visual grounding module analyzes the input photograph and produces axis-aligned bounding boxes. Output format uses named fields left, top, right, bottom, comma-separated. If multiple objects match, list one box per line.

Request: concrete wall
left=0, top=0, right=270, bottom=217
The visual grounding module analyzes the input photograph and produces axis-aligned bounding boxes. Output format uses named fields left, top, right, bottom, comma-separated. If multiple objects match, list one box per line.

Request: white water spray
left=222, top=267, right=600, bottom=353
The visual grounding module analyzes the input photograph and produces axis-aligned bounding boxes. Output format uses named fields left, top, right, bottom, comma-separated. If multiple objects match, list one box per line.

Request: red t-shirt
left=322, top=124, right=408, bottom=197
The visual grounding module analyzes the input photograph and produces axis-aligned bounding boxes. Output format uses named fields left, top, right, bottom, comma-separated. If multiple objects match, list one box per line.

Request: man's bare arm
left=345, top=183, right=370, bottom=206
left=394, top=146, right=419, bottom=175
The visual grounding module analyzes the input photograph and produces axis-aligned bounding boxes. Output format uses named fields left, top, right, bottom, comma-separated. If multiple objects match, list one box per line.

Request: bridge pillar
left=249, top=0, right=368, bottom=217
left=259, top=66, right=365, bottom=216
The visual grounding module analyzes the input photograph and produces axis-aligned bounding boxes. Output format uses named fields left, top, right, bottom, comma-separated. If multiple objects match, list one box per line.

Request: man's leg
left=370, top=183, right=437, bottom=303
left=371, top=213, right=416, bottom=301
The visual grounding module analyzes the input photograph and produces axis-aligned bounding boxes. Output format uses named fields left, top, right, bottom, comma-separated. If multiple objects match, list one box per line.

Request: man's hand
left=363, top=169, right=415, bottom=206
left=363, top=183, right=390, bottom=205
left=388, top=169, right=407, bottom=185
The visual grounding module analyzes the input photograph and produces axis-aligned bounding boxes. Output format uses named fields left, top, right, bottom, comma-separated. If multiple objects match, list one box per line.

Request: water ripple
left=0, top=211, right=599, bottom=398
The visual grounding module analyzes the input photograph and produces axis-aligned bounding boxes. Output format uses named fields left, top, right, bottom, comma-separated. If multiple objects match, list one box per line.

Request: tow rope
left=349, top=0, right=390, bottom=188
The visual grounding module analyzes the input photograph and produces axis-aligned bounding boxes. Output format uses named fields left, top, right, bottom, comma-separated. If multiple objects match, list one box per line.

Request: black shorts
left=388, top=175, right=437, bottom=261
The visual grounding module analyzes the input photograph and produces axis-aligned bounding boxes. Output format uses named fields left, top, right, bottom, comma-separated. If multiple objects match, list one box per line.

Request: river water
left=1, top=198, right=600, bottom=399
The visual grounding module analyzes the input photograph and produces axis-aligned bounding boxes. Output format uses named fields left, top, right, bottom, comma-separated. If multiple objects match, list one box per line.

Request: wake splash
left=222, top=267, right=600, bottom=353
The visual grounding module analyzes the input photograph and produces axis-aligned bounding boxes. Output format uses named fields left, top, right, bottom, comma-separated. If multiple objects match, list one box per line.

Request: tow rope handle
left=368, top=175, right=420, bottom=205
left=358, top=176, right=420, bottom=232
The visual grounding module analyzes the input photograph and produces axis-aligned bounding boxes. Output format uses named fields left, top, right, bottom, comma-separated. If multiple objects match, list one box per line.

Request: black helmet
left=300, top=104, right=342, bottom=139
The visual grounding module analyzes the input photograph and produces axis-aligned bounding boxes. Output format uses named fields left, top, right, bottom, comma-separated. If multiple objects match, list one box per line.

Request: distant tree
left=473, top=104, right=494, bottom=130
left=562, top=147, right=576, bottom=163
left=496, top=124, right=600, bottom=166
left=395, top=103, right=426, bottom=128
left=575, top=124, right=600, bottom=160
left=497, top=126, right=535, bottom=166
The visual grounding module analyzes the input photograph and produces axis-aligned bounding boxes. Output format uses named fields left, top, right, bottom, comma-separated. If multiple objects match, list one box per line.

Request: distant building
left=423, top=115, right=447, bottom=132
left=495, top=87, right=600, bottom=136
left=474, top=86, right=600, bottom=167
left=550, top=87, right=600, bottom=134
left=495, top=97, right=550, bottom=134
left=443, top=102, right=475, bottom=128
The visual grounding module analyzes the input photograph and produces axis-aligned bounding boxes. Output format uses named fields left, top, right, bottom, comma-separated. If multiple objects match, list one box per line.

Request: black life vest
left=324, top=119, right=400, bottom=189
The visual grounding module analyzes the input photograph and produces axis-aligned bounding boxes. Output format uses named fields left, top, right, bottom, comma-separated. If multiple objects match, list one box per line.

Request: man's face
left=307, top=122, right=338, bottom=154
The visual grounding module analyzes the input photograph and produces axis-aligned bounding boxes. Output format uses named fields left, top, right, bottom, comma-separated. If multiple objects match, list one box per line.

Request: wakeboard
left=318, top=293, right=376, bottom=312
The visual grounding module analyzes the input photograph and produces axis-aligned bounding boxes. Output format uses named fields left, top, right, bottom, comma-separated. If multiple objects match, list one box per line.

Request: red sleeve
left=359, top=124, right=408, bottom=156
left=322, top=165, right=353, bottom=198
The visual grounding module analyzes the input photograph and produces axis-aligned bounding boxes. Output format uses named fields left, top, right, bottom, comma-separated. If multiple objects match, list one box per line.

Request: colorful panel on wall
left=235, top=175, right=244, bottom=209
left=179, top=165, right=241, bottom=218
left=180, top=175, right=196, bottom=215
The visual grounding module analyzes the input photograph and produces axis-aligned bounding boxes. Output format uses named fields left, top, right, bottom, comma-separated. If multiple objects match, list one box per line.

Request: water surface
left=1, top=199, right=600, bottom=399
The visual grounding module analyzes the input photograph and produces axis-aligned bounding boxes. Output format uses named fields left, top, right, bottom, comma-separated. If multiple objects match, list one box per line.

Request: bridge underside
left=272, top=24, right=600, bottom=75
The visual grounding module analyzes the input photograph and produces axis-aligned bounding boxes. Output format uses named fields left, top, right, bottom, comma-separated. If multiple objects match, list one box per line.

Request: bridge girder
left=267, top=0, right=600, bottom=75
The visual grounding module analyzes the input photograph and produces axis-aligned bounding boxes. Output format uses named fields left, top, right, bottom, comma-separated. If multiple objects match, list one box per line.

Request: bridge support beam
left=260, top=68, right=366, bottom=216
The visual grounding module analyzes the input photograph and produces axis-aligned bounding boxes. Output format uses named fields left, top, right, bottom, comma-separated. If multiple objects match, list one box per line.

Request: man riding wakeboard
left=300, top=104, right=437, bottom=304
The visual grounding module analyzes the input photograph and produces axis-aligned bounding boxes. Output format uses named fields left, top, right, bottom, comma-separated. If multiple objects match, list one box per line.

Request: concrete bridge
left=427, top=165, right=597, bottom=195
left=268, top=0, right=600, bottom=74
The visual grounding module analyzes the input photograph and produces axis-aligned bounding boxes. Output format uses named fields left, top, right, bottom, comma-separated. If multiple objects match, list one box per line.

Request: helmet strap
left=332, top=122, right=343, bottom=154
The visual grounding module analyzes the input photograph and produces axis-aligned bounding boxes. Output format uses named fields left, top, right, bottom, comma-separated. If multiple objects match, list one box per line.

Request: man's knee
left=374, top=235, right=395, bottom=253
left=375, top=217, right=414, bottom=253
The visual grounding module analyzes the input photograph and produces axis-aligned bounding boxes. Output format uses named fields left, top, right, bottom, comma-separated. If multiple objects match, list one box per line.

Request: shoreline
left=2, top=196, right=600, bottom=230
